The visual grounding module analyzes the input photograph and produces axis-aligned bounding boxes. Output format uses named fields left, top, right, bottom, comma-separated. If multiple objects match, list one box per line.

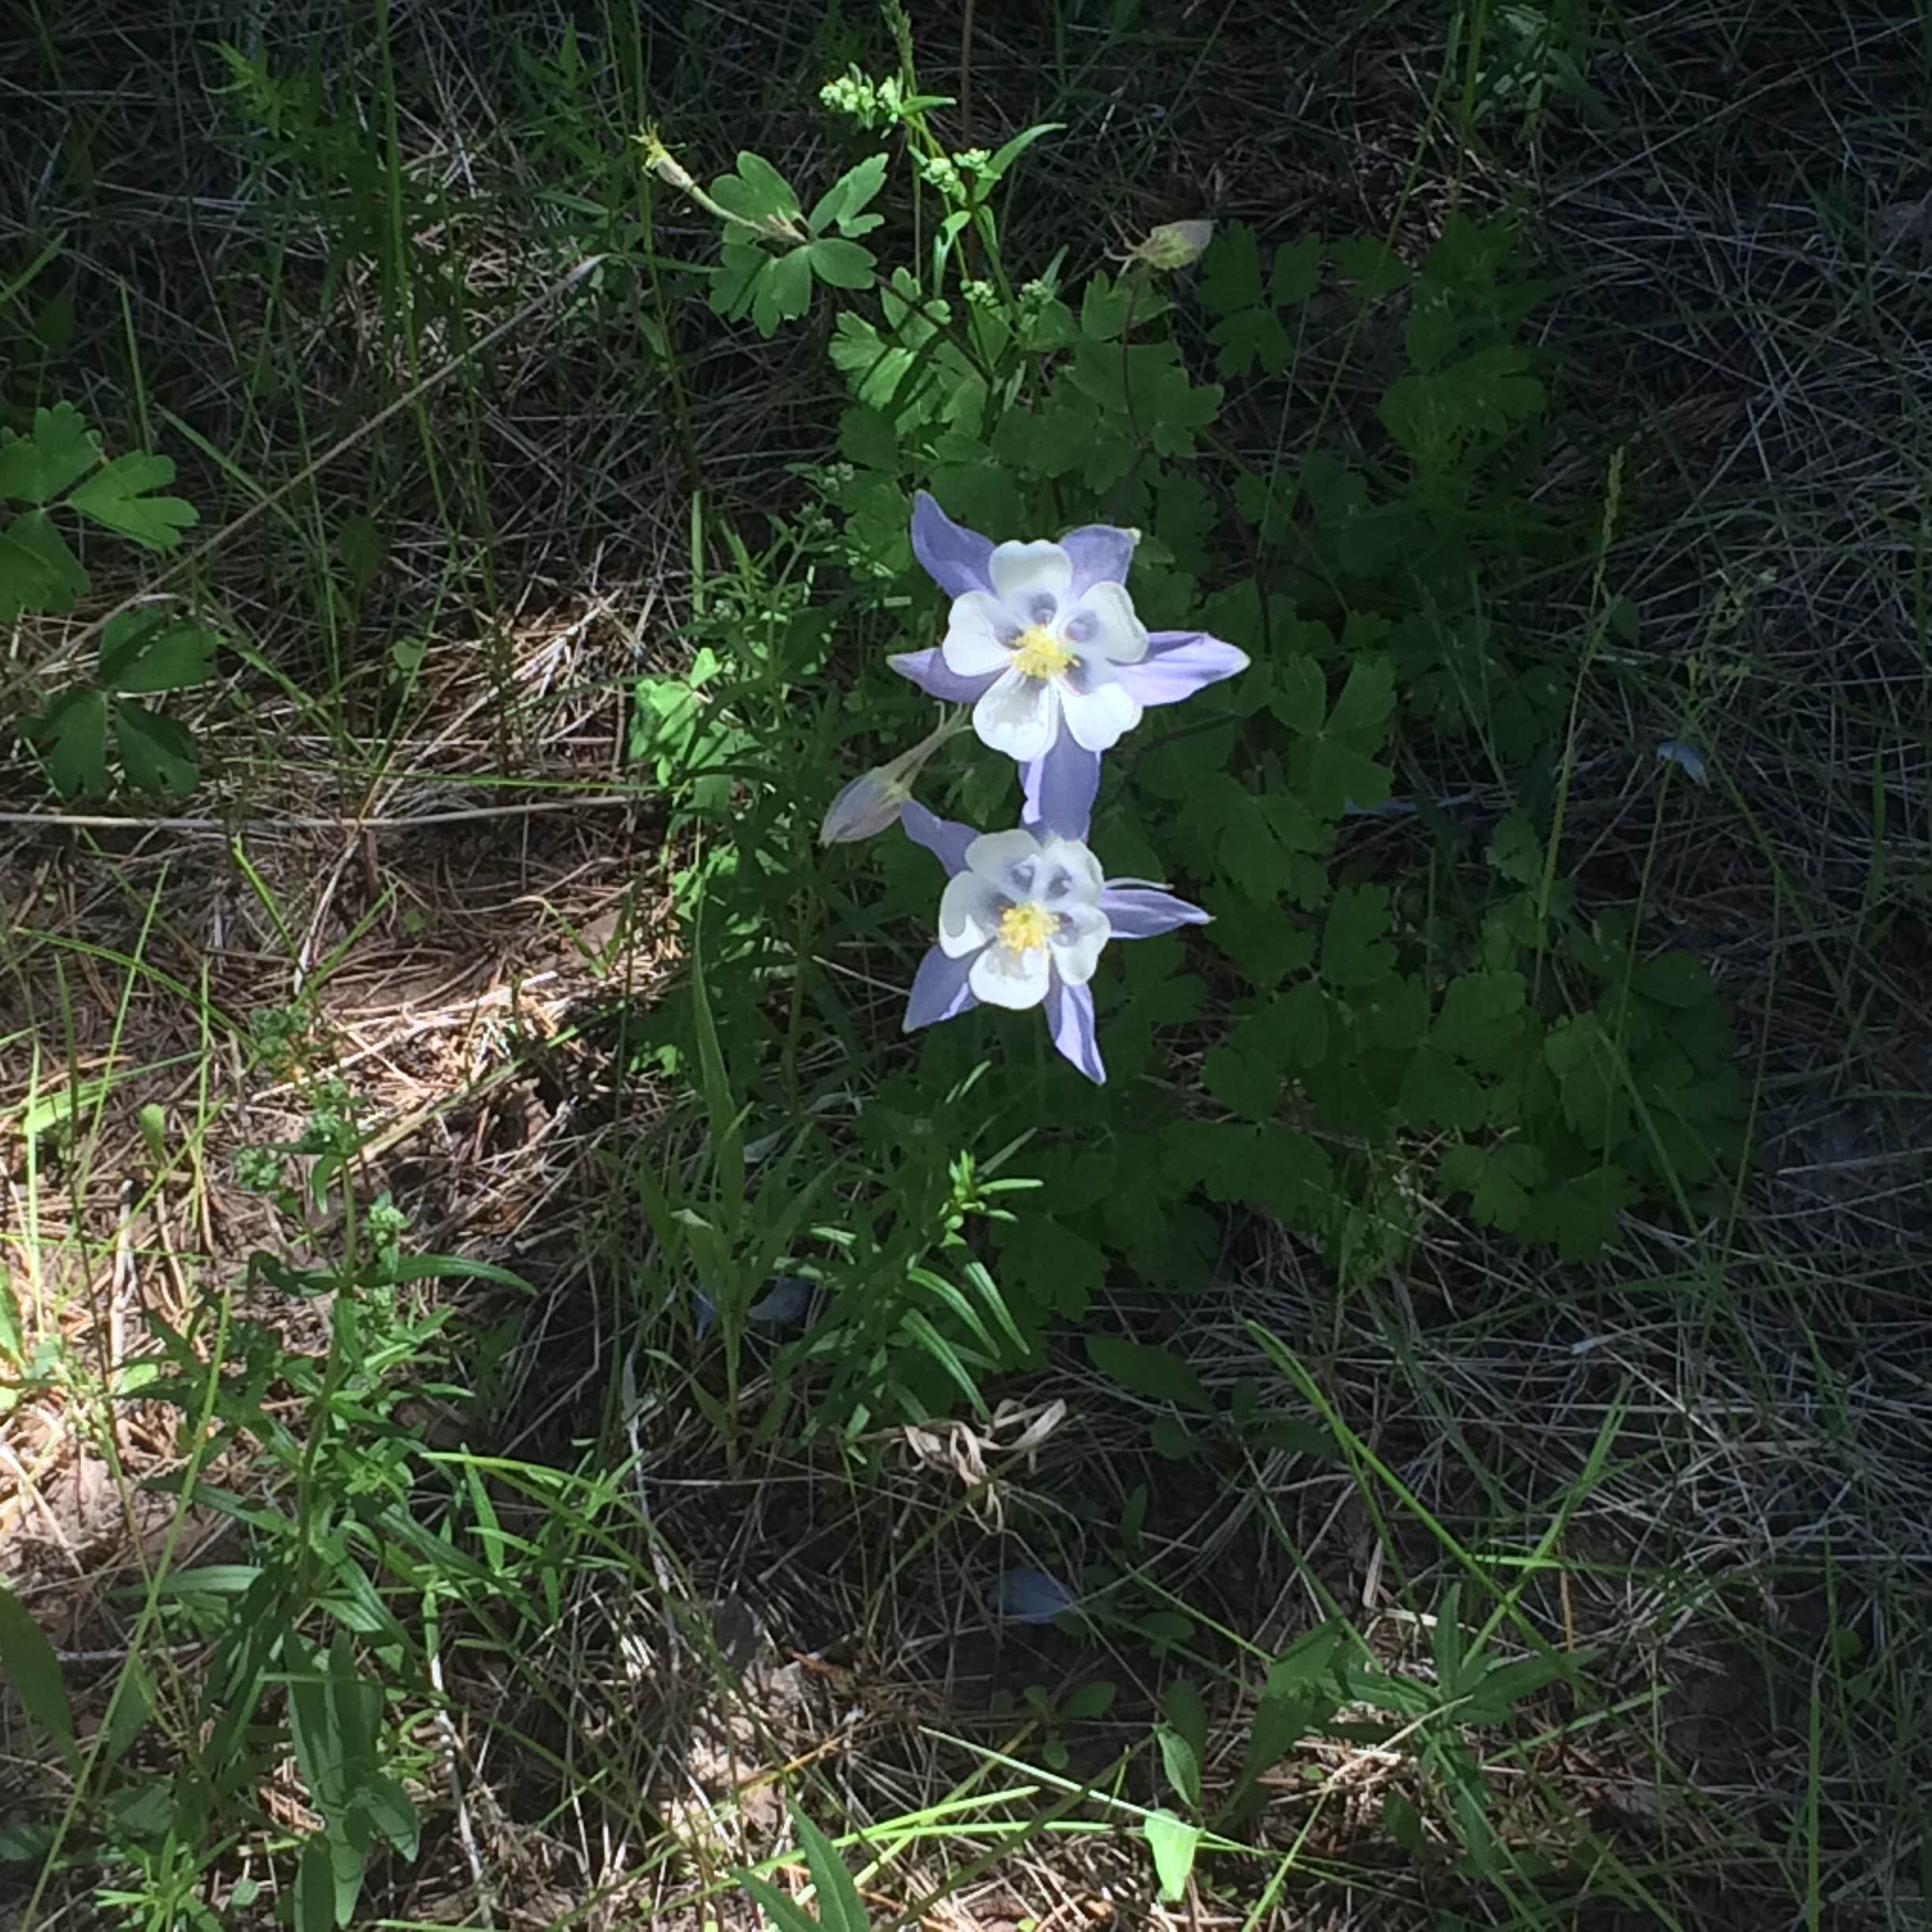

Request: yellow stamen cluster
left=998, top=901, right=1057, bottom=953
left=1010, top=623, right=1076, bottom=680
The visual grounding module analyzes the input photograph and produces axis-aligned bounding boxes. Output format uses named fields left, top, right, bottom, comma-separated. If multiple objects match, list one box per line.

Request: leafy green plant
left=618, top=74, right=1747, bottom=1428
left=29, top=607, right=219, bottom=797
left=1, top=402, right=215, bottom=796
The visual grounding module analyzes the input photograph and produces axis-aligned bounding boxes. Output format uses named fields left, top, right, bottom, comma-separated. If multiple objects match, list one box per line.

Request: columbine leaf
left=1523, top=1161, right=1638, bottom=1262
left=710, top=238, right=766, bottom=320
left=1309, top=737, right=1391, bottom=818
left=1271, top=237, right=1321, bottom=304
left=807, top=238, right=876, bottom=290
left=1243, top=981, right=1329, bottom=1071
left=1209, top=306, right=1291, bottom=379
left=1196, top=220, right=1265, bottom=316
left=1203, top=1043, right=1280, bottom=1121
left=0, top=402, right=99, bottom=504
left=114, top=701, right=199, bottom=795
left=97, top=608, right=219, bottom=693
left=1327, top=657, right=1395, bottom=738
left=1398, top=1045, right=1489, bottom=1131
left=807, top=152, right=887, bottom=237
left=1270, top=655, right=1328, bottom=732
left=712, top=151, right=799, bottom=229
left=1320, top=884, right=1395, bottom=988
left=33, top=690, right=110, bottom=797
left=1631, top=951, right=1713, bottom=1009
left=1434, top=971, right=1527, bottom=1067
left=1439, top=1141, right=1542, bottom=1231
left=0, top=508, right=90, bottom=620
left=751, top=250, right=814, bottom=335
left=67, top=452, right=198, bottom=550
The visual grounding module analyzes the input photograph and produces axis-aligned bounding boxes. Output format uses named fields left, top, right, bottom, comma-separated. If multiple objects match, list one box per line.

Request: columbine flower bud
left=818, top=713, right=968, bottom=847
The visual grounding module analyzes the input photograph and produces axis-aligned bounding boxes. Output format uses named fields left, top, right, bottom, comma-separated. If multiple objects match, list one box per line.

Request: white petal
left=942, top=590, right=1019, bottom=677
left=1032, top=835, right=1105, bottom=908
left=964, top=827, right=1046, bottom=897
left=1059, top=675, right=1142, bottom=753
left=973, top=666, right=1059, bottom=762
left=1050, top=903, right=1110, bottom=985
left=938, top=872, right=1005, bottom=958
left=1064, top=581, right=1148, bottom=664
left=988, top=541, right=1073, bottom=623
left=968, top=938, right=1054, bottom=1010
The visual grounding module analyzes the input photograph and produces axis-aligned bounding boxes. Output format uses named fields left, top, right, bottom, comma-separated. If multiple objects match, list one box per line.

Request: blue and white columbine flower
left=889, top=492, right=1250, bottom=811
left=899, top=799, right=1209, bottom=1086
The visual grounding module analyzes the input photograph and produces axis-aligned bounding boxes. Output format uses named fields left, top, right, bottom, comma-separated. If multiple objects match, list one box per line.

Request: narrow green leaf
left=792, top=1806, right=871, bottom=1932
left=897, top=1309, right=990, bottom=1417
left=293, top=1840, right=335, bottom=1932
left=982, top=121, right=1064, bottom=187
left=358, top=1774, right=420, bottom=1858
left=738, top=1874, right=822, bottom=1932
left=687, top=928, right=743, bottom=1228
left=99, top=1653, right=155, bottom=1770
left=1157, top=1710, right=1203, bottom=1811
left=0, top=1583, right=77, bottom=1772
left=1141, top=1809, right=1200, bottom=1902
left=0, top=1267, right=21, bottom=1364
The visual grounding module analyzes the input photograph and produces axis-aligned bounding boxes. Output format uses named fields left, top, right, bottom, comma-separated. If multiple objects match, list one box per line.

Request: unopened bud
left=818, top=713, right=968, bottom=846
left=820, top=765, right=916, bottom=846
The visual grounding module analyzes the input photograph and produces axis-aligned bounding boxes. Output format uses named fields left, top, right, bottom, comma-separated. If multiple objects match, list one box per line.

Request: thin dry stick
left=61, top=254, right=608, bottom=657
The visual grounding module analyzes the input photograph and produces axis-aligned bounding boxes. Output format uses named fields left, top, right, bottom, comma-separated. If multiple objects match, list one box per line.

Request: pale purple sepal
left=1045, top=979, right=1106, bottom=1084
left=899, top=801, right=977, bottom=874
left=1021, top=738, right=1100, bottom=842
left=910, top=489, right=995, bottom=598
left=904, top=945, right=978, bottom=1030
left=1118, top=631, right=1250, bottom=708
left=889, top=646, right=994, bottom=705
left=1095, top=884, right=1210, bottom=939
